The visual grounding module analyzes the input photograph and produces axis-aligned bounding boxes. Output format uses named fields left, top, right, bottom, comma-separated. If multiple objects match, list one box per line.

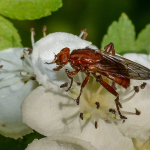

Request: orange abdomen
left=113, top=76, right=130, bottom=89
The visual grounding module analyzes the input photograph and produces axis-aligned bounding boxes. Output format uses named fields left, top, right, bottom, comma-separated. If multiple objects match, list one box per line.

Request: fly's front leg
left=65, top=69, right=79, bottom=91
left=92, top=73, right=127, bottom=120
left=104, top=43, right=115, bottom=55
left=76, top=73, right=90, bottom=105
left=53, top=66, right=63, bottom=71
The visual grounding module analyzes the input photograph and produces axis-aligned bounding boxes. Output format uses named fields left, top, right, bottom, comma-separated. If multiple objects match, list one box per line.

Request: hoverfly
left=45, top=43, right=150, bottom=119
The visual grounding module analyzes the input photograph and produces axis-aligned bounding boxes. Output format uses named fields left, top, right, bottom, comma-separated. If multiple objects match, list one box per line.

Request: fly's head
left=45, top=47, right=70, bottom=70
left=54, top=47, right=70, bottom=66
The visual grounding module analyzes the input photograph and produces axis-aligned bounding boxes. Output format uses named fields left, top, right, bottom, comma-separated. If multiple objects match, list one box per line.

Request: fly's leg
left=64, top=69, right=79, bottom=91
left=104, top=43, right=115, bottom=55
left=53, top=66, right=63, bottom=71
left=92, top=73, right=127, bottom=120
left=76, top=73, right=90, bottom=105
left=112, top=81, right=117, bottom=90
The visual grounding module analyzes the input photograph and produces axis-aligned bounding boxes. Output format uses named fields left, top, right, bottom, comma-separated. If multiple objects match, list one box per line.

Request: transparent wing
left=98, top=51, right=150, bottom=80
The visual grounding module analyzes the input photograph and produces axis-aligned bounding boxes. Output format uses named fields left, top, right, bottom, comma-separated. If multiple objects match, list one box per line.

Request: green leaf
left=135, top=24, right=150, bottom=54
left=101, top=13, right=136, bottom=55
left=0, top=15, right=22, bottom=50
left=0, top=0, right=62, bottom=20
left=0, top=131, right=44, bottom=150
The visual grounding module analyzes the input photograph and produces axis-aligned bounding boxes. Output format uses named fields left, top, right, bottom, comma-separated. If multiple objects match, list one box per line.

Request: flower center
left=64, top=72, right=146, bottom=128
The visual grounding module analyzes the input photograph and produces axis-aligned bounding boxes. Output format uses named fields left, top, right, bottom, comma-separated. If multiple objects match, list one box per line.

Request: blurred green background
left=1, top=0, right=150, bottom=149
left=9, top=0, right=150, bottom=49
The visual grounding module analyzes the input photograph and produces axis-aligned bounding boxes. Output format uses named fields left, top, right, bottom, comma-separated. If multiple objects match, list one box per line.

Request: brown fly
left=45, top=43, right=150, bottom=119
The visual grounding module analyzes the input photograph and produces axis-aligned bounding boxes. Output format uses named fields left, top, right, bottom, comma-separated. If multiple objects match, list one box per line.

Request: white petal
left=0, top=48, right=26, bottom=80
left=26, top=135, right=98, bottom=150
left=0, top=80, right=38, bottom=139
left=32, top=32, right=93, bottom=89
left=118, top=80, right=150, bottom=142
left=0, top=77, right=23, bottom=89
left=22, top=86, right=134, bottom=150
left=25, top=135, right=97, bottom=150
left=72, top=120, right=134, bottom=150
left=22, top=85, right=81, bottom=136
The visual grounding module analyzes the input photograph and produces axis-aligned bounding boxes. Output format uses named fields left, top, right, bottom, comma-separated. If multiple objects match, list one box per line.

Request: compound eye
left=60, top=54, right=68, bottom=65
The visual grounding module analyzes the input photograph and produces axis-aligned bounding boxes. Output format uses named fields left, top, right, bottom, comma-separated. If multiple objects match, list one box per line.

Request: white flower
left=25, top=135, right=98, bottom=150
left=0, top=47, right=38, bottom=139
left=22, top=85, right=134, bottom=150
left=21, top=32, right=150, bottom=149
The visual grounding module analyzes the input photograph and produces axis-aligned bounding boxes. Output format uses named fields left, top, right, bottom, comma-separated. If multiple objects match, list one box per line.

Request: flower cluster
left=1, top=30, right=150, bottom=149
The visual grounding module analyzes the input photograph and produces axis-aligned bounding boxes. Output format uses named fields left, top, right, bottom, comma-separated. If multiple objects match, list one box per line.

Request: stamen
left=0, top=58, right=22, bottom=69
left=120, top=85, right=141, bottom=104
left=121, top=108, right=141, bottom=116
left=120, top=91, right=136, bottom=103
left=30, top=76, right=36, bottom=80
left=26, top=48, right=32, bottom=55
left=85, top=90, right=91, bottom=100
left=42, top=25, right=47, bottom=37
left=20, top=72, right=35, bottom=80
left=94, top=84, right=103, bottom=98
left=122, top=119, right=126, bottom=123
left=23, top=49, right=33, bottom=66
left=76, top=81, right=81, bottom=86
left=80, top=113, right=83, bottom=120
left=109, top=108, right=116, bottom=114
left=109, top=118, right=122, bottom=123
left=60, top=82, right=68, bottom=88
left=89, top=105, right=97, bottom=113
left=120, top=115, right=127, bottom=120
left=1, top=68, right=23, bottom=76
left=119, top=88, right=134, bottom=99
left=79, top=29, right=85, bottom=38
left=140, top=82, right=147, bottom=89
left=135, top=108, right=141, bottom=115
left=134, top=86, right=139, bottom=93
left=95, top=102, right=100, bottom=109
left=20, top=55, right=25, bottom=60
left=79, top=29, right=88, bottom=39
left=59, top=102, right=76, bottom=109
left=103, top=113, right=112, bottom=121
left=30, top=28, right=35, bottom=48
left=67, top=91, right=77, bottom=100
left=21, top=57, right=34, bottom=75
left=0, top=77, right=21, bottom=89
left=95, top=121, right=98, bottom=129
left=120, top=83, right=144, bottom=104
left=0, top=65, right=3, bottom=68
left=1, top=70, right=35, bottom=82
